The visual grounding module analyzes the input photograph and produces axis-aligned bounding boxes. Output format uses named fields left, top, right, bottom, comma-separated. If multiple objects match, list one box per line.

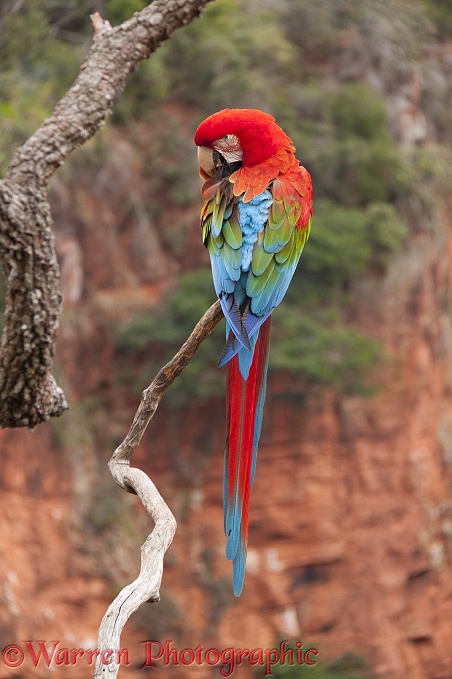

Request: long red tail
left=224, top=317, right=271, bottom=596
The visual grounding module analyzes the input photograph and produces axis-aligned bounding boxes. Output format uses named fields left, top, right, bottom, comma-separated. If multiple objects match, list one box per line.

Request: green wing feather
left=223, top=215, right=242, bottom=249
left=201, top=180, right=242, bottom=297
left=246, top=177, right=311, bottom=316
left=200, top=173, right=312, bottom=320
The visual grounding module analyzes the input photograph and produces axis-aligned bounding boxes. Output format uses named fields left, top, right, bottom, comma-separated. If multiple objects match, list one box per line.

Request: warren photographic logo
left=2, top=642, right=129, bottom=669
left=2, top=639, right=319, bottom=676
left=142, top=640, right=319, bottom=676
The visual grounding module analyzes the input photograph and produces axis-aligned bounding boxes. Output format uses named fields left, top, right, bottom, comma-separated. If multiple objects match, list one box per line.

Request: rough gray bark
left=0, top=0, right=215, bottom=428
left=95, top=300, right=223, bottom=678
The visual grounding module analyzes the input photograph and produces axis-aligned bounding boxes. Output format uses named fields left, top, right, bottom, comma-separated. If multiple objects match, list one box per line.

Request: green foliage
left=327, top=653, right=376, bottom=678
left=137, top=115, right=200, bottom=209
left=255, top=645, right=375, bottom=679
left=271, top=306, right=381, bottom=394
left=328, top=84, right=388, bottom=141
left=168, top=0, right=296, bottom=109
left=0, top=0, right=83, bottom=173
left=290, top=83, right=404, bottom=207
left=116, top=269, right=216, bottom=351
left=0, top=0, right=82, bottom=93
left=397, top=145, right=452, bottom=231
left=132, top=589, right=186, bottom=641
left=89, top=479, right=128, bottom=534
left=105, top=0, right=148, bottom=25
left=39, top=0, right=99, bottom=36
left=423, top=0, right=452, bottom=38
left=301, top=199, right=408, bottom=293
left=115, top=269, right=225, bottom=407
left=365, top=202, right=409, bottom=267
left=112, top=49, right=171, bottom=122
left=282, top=0, right=344, bottom=61
left=115, top=0, right=298, bottom=119
left=111, top=10, right=411, bottom=405
left=0, top=0, right=439, bottom=401
left=115, top=268, right=380, bottom=398
left=301, top=201, right=371, bottom=291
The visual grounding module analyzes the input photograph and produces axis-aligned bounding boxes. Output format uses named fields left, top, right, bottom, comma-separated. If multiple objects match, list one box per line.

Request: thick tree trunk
left=0, top=0, right=215, bottom=428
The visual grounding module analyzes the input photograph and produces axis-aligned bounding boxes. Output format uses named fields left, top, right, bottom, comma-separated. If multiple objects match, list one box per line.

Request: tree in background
left=0, top=2, right=221, bottom=677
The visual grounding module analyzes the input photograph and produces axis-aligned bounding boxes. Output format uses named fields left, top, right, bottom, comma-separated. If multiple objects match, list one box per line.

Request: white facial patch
left=213, top=134, right=243, bottom=164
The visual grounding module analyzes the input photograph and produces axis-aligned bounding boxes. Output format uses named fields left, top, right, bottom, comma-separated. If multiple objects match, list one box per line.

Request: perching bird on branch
left=194, top=109, right=313, bottom=595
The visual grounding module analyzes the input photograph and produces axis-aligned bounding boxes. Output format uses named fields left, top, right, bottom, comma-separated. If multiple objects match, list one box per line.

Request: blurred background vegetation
left=254, top=646, right=376, bottom=679
left=1, top=0, right=451, bottom=404
left=1, top=1, right=452, bottom=674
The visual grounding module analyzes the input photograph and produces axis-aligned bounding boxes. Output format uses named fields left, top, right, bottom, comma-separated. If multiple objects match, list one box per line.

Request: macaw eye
left=211, top=133, right=243, bottom=165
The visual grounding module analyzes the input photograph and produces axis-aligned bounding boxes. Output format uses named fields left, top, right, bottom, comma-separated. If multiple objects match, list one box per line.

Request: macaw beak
left=197, top=146, right=216, bottom=177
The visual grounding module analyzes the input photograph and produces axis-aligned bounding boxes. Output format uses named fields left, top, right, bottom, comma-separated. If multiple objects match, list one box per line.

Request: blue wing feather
left=202, top=171, right=311, bottom=597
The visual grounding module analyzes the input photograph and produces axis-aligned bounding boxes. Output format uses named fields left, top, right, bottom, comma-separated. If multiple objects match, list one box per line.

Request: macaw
left=194, top=108, right=313, bottom=596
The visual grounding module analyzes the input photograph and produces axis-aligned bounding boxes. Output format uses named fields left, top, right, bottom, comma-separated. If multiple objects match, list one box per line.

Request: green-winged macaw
left=194, top=109, right=313, bottom=596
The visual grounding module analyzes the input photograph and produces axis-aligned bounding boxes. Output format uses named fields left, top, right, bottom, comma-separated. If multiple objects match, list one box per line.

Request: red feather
left=225, top=318, right=271, bottom=596
left=195, top=108, right=313, bottom=596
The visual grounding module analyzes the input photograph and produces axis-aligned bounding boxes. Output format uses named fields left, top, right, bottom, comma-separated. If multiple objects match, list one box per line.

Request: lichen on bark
left=0, top=0, right=215, bottom=428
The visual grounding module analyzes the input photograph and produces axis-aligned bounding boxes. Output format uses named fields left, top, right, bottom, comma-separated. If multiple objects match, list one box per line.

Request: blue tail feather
left=222, top=318, right=271, bottom=596
left=218, top=311, right=270, bottom=367
left=225, top=499, right=242, bottom=561
left=232, top=538, right=247, bottom=597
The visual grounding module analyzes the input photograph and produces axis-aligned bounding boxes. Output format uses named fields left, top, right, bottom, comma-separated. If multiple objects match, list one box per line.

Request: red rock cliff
left=0, top=134, right=451, bottom=679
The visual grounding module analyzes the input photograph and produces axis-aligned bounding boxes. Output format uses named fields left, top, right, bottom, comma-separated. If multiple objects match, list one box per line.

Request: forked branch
left=94, top=300, right=223, bottom=678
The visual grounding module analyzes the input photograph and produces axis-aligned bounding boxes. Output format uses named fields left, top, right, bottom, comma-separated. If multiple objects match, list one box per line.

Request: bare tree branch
left=1, top=4, right=224, bottom=671
left=0, top=4, right=225, bottom=676
left=0, top=0, right=215, bottom=428
left=94, top=300, right=223, bottom=678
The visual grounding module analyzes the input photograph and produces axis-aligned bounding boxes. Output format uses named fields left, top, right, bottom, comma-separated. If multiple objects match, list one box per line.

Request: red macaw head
left=194, top=108, right=295, bottom=177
